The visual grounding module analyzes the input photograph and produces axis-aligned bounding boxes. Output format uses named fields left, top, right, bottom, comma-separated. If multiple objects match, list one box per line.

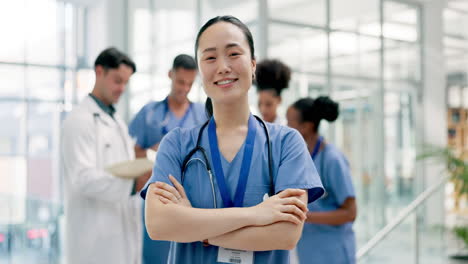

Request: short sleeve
left=140, top=128, right=183, bottom=199
left=325, top=153, right=356, bottom=206
left=129, top=106, right=148, bottom=148
left=193, top=103, right=208, bottom=125
left=275, top=129, right=324, bottom=203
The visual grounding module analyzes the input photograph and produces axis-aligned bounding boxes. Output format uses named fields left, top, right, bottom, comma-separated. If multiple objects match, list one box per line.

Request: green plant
left=418, top=146, right=468, bottom=249
left=418, top=146, right=468, bottom=197
left=454, top=226, right=468, bottom=246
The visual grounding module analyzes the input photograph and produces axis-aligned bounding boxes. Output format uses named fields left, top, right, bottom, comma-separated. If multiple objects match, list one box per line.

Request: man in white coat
left=61, top=47, right=147, bottom=264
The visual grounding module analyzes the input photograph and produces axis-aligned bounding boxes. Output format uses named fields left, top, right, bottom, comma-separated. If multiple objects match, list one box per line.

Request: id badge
left=217, top=247, right=253, bottom=264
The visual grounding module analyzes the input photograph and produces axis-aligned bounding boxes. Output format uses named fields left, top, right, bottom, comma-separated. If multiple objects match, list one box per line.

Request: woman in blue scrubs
left=140, top=16, right=324, bottom=264
left=286, top=96, right=357, bottom=264
left=255, top=59, right=291, bottom=125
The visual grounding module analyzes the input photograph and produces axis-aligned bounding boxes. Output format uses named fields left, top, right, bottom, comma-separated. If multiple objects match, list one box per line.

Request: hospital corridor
left=1, top=0, right=468, bottom=263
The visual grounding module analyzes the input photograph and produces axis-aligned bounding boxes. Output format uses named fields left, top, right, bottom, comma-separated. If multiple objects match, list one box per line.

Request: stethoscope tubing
left=180, top=115, right=273, bottom=208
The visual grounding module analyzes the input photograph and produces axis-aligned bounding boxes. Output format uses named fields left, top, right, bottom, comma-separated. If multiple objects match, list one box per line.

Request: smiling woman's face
left=196, top=22, right=256, bottom=105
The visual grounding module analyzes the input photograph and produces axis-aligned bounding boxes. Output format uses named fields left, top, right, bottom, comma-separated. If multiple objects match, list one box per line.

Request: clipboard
left=106, top=158, right=154, bottom=179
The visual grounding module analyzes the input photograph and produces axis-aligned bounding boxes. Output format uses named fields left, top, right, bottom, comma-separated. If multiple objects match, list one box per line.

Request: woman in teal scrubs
left=140, top=16, right=324, bottom=264
left=287, top=96, right=357, bottom=264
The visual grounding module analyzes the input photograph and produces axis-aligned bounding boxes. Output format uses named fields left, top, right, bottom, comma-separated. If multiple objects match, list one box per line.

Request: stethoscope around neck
left=180, top=115, right=274, bottom=208
left=160, top=97, right=196, bottom=135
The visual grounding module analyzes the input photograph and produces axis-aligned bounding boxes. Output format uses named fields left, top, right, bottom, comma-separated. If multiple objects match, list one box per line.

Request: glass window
left=133, top=8, right=152, bottom=73
left=202, top=0, right=257, bottom=24
left=444, top=7, right=468, bottom=38
left=0, top=156, right=27, bottom=221
left=444, top=46, right=464, bottom=71
left=331, top=0, right=380, bottom=36
left=130, top=73, right=152, bottom=95
left=448, top=0, right=468, bottom=11
left=462, top=87, right=468, bottom=108
left=383, top=2, right=420, bottom=82
left=444, top=35, right=468, bottom=51
left=383, top=1, right=419, bottom=42
left=384, top=40, right=420, bottom=82
left=76, top=69, right=95, bottom=102
left=130, top=1, right=199, bottom=113
left=331, top=77, right=382, bottom=238
left=268, top=0, right=326, bottom=27
left=153, top=7, right=196, bottom=75
left=0, top=65, right=25, bottom=98
left=269, top=23, right=327, bottom=74
left=448, top=85, right=462, bottom=108
left=330, top=32, right=381, bottom=78
left=383, top=89, right=417, bottom=207
left=0, top=102, right=27, bottom=216
left=0, top=102, right=27, bottom=156
left=64, top=3, right=77, bottom=67
left=444, top=2, right=468, bottom=98
left=27, top=102, right=61, bottom=200
left=0, top=0, right=26, bottom=63
left=129, top=73, right=152, bottom=116
left=27, top=103, right=59, bottom=157
left=63, top=70, right=74, bottom=111
left=286, top=74, right=326, bottom=105
left=25, top=0, right=61, bottom=65
left=27, top=67, right=63, bottom=101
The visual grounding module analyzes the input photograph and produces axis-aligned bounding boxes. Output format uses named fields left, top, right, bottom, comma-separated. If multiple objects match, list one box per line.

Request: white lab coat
left=61, top=96, right=142, bottom=264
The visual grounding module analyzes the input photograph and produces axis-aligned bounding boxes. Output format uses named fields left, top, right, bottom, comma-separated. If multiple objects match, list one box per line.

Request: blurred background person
left=128, top=54, right=206, bottom=264
left=61, top=47, right=145, bottom=264
left=287, top=96, right=357, bottom=264
left=129, top=54, right=206, bottom=156
left=255, top=59, right=291, bottom=125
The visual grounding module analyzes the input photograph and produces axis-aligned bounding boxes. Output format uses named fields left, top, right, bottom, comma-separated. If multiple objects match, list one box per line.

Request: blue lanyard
left=161, top=97, right=193, bottom=135
left=311, top=136, right=323, bottom=160
left=208, top=114, right=257, bottom=208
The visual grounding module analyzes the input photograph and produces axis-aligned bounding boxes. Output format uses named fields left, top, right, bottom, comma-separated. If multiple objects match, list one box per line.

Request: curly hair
left=255, top=59, right=291, bottom=96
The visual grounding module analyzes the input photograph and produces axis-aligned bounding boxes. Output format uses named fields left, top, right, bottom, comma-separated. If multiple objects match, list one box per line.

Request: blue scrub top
left=129, top=100, right=207, bottom=149
left=296, top=144, right=356, bottom=264
left=129, top=100, right=207, bottom=264
left=141, top=116, right=324, bottom=264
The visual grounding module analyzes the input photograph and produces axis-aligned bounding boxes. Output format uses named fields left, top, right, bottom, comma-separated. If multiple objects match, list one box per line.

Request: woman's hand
left=152, top=175, right=192, bottom=208
left=250, top=189, right=308, bottom=226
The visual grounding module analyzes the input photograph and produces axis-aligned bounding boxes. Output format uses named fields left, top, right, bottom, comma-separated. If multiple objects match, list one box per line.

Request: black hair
left=172, top=54, right=197, bottom=71
left=94, top=47, right=136, bottom=73
left=292, top=96, right=339, bottom=132
left=195, top=15, right=256, bottom=118
left=205, top=97, right=213, bottom=119
left=195, top=15, right=255, bottom=62
left=255, top=59, right=291, bottom=97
